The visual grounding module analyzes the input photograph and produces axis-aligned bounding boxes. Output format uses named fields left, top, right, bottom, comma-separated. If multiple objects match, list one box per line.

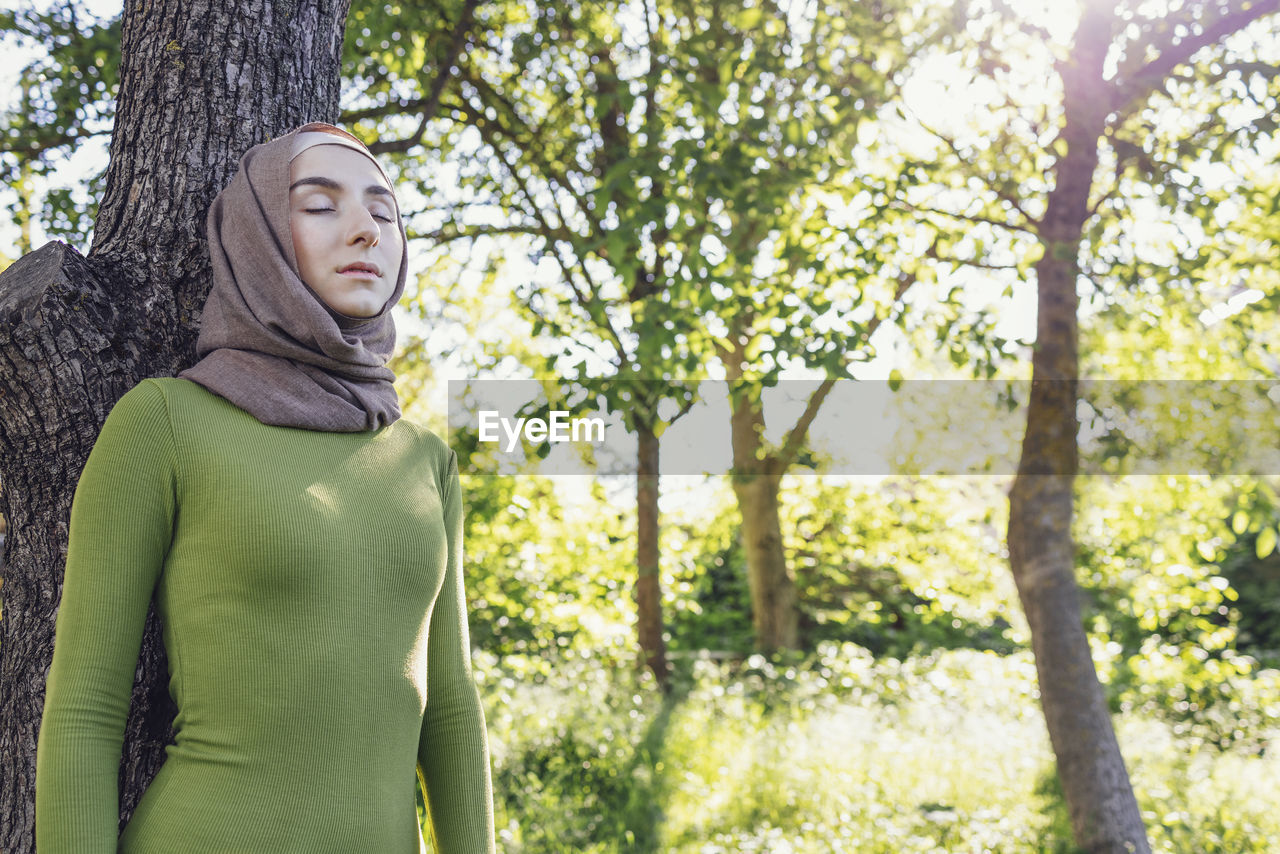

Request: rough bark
left=1006, top=3, right=1149, bottom=851
left=0, top=244, right=141, bottom=848
left=635, top=423, right=669, bottom=689
left=0, top=0, right=350, bottom=848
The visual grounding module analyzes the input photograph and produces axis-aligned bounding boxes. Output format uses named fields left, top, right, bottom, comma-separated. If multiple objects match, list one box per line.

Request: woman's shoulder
left=135, top=376, right=218, bottom=405
left=100, top=377, right=189, bottom=431
left=116, top=376, right=220, bottom=415
left=129, top=376, right=281, bottom=429
left=101, top=378, right=278, bottom=462
left=92, top=378, right=175, bottom=452
left=395, top=417, right=455, bottom=461
left=394, top=417, right=459, bottom=488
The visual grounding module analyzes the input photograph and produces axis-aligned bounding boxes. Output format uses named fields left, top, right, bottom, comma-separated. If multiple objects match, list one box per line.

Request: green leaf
left=739, top=6, right=763, bottom=30
left=1257, top=526, right=1278, bottom=560
left=718, top=59, right=736, bottom=86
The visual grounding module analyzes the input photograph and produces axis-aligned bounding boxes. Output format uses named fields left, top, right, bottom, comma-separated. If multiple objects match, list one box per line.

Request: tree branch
left=904, top=108, right=1042, bottom=229
left=1111, top=0, right=1280, bottom=113
left=1086, top=178, right=1122, bottom=219
left=409, top=223, right=572, bottom=245
left=0, top=127, right=112, bottom=156
left=773, top=376, right=834, bottom=472
left=454, top=96, right=603, bottom=262
left=341, top=96, right=434, bottom=124
left=365, top=0, right=480, bottom=155
left=925, top=251, right=1022, bottom=272
left=896, top=198, right=1038, bottom=237
left=628, top=0, right=669, bottom=303
left=475, top=118, right=633, bottom=368
left=865, top=268, right=918, bottom=344
left=773, top=268, right=918, bottom=471
left=455, top=73, right=609, bottom=244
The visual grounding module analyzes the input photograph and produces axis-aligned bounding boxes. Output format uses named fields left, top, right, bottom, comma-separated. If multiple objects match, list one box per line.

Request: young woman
left=35, top=122, right=496, bottom=853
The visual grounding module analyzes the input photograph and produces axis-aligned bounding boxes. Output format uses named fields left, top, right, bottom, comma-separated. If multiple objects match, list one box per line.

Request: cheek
left=291, top=220, right=323, bottom=272
left=384, top=235, right=405, bottom=274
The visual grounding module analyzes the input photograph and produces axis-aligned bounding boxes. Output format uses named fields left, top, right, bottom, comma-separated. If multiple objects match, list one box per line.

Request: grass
left=435, top=644, right=1280, bottom=853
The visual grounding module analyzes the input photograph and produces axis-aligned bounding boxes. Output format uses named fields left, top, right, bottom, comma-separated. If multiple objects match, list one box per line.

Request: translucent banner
left=447, top=379, right=1280, bottom=476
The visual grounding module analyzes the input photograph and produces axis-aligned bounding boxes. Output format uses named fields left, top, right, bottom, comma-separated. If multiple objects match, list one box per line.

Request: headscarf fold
left=178, top=122, right=410, bottom=432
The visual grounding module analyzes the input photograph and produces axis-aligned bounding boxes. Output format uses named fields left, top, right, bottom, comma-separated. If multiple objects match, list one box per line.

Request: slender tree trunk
left=635, top=423, right=669, bottom=689
left=0, top=0, right=350, bottom=848
left=730, top=469, right=795, bottom=652
left=1006, top=4, right=1149, bottom=851
left=726, top=376, right=797, bottom=652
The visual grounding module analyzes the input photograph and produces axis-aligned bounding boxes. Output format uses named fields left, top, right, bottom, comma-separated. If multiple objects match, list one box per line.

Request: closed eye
left=302, top=205, right=393, bottom=223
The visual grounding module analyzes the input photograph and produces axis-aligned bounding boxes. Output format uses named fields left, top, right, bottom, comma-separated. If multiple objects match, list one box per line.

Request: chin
left=328, top=295, right=387, bottom=317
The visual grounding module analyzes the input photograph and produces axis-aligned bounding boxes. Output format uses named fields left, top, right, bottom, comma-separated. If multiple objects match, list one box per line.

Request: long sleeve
left=36, top=380, right=178, bottom=853
left=417, top=450, right=496, bottom=853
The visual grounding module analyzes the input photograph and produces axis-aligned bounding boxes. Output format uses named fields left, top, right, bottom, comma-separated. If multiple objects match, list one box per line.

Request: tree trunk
left=0, top=0, right=350, bottom=848
left=635, top=423, right=669, bottom=689
left=727, top=379, right=797, bottom=652
left=1006, top=3, right=1149, bottom=851
left=731, top=471, right=796, bottom=652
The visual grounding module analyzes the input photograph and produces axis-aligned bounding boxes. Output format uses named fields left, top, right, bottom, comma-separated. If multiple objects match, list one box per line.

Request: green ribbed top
left=36, top=378, right=495, bottom=853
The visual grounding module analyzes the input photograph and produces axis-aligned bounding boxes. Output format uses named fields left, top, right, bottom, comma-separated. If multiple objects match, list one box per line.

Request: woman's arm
left=417, top=450, right=496, bottom=853
left=36, top=380, right=178, bottom=852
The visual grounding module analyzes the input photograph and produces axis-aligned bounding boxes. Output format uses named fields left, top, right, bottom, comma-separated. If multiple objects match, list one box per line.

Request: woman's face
left=288, top=144, right=403, bottom=318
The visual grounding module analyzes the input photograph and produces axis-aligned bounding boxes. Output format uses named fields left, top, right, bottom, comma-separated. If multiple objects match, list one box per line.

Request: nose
left=348, top=208, right=380, bottom=247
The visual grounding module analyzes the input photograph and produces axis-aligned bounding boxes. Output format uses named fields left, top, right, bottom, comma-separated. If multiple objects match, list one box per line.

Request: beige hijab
left=178, top=122, right=409, bottom=432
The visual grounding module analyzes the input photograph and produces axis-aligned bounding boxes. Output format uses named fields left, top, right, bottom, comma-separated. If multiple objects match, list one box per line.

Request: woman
left=35, top=123, right=496, bottom=853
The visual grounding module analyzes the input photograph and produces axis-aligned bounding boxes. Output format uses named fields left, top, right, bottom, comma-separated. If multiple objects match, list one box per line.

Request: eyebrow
left=288, top=176, right=394, bottom=199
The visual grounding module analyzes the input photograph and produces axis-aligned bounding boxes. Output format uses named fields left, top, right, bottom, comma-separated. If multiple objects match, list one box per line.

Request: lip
left=338, top=262, right=382, bottom=277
